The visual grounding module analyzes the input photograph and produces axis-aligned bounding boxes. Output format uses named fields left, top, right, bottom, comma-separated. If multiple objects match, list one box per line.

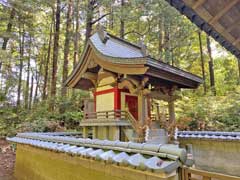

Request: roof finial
left=138, top=40, right=147, bottom=56
left=97, top=24, right=108, bottom=43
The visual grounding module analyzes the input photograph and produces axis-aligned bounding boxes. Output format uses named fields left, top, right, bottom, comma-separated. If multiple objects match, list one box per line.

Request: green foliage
left=176, top=87, right=240, bottom=131
left=0, top=0, right=240, bottom=137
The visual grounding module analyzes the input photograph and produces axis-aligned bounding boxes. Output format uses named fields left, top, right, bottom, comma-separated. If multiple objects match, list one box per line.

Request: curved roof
left=90, top=33, right=144, bottom=59
left=65, top=30, right=202, bottom=89
left=165, top=0, right=240, bottom=59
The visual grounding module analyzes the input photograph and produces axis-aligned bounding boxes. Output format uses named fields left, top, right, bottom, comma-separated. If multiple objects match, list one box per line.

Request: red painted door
left=125, top=95, right=138, bottom=120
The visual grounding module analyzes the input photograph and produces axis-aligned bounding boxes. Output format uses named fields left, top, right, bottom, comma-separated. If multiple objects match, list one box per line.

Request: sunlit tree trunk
left=238, top=59, right=240, bottom=85
left=73, top=0, right=80, bottom=68
left=17, top=23, right=25, bottom=108
left=85, top=0, right=95, bottom=45
left=43, top=11, right=54, bottom=100
left=206, top=36, right=216, bottom=95
left=120, top=0, right=125, bottom=39
left=29, top=71, right=34, bottom=109
left=34, top=55, right=43, bottom=104
left=0, top=8, right=15, bottom=72
left=61, top=0, right=73, bottom=113
left=24, top=37, right=31, bottom=109
left=50, top=0, right=61, bottom=111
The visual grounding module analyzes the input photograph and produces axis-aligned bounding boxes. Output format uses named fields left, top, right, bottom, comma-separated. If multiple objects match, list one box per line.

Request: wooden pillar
left=168, top=100, right=175, bottom=123
left=83, top=127, right=88, bottom=138
left=138, top=91, right=147, bottom=126
left=92, top=127, right=97, bottom=139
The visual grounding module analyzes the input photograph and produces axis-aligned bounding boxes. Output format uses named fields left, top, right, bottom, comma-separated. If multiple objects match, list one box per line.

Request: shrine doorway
left=125, top=95, right=138, bottom=120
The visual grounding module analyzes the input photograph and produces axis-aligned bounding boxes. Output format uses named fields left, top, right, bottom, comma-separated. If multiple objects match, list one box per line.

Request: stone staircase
left=145, top=122, right=168, bottom=144
left=123, top=121, right=168, bottom=144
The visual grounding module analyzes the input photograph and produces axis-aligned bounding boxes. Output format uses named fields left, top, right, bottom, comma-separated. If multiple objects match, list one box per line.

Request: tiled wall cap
left=110, top=152, right=129, bottom=165
left=144, top=156, right=169, bottom=172
left=125, top=153, right=147, bottom=168
left=64, top=145, right=77, bottom=153
left=178, top=131, right=240, bottom=141
left=70, top=147, right=85, bottom=154
left=142, top=144, right=162, bottom=152
left=159, top=145, right=186, bottom=163
left=77, top=148, right=93, bottom=156
left=115, top=141, right=131, bottom=148
left=86, top=149, right=104, bottom=158
left=96, top=150, right=115, bottom=161
left=128, top=142, right=145, bottom=150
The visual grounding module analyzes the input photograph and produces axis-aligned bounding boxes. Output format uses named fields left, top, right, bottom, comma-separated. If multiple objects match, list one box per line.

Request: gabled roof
left=165, top=0, right=240, bottom=59
left=65, top=29, right=202, bottom=89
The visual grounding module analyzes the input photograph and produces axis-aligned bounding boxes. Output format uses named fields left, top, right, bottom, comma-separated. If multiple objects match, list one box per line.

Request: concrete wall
left=179, top=139, right=240, bottom=177
left=15, top=144, right=178, bottom=180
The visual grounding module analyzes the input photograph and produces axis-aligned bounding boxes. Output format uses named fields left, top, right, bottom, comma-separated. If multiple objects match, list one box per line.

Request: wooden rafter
left=208, top=0, right=239, bottom=25
left=192, top=0, right=206, bottom=10
left=233, top=37, right=240, bottom=46
left=226, top=21, right=240, bottom=33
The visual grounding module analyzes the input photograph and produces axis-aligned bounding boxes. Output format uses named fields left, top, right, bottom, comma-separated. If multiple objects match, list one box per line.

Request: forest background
left=0, top=0, right=239, bottom=136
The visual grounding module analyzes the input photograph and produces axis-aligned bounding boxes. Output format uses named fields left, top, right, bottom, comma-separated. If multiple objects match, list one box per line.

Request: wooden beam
left=226, top=21, right=240, bottom=33
left=192, top=0, right=206, bottom=10
left=233, top=37, right=240, bottom=46
left=209, top=0, right=239, bottom=25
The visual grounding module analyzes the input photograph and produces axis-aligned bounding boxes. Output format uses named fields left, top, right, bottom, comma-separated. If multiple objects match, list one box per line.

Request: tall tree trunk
left=206, top=36, right=216, bottom=95
left=61, top=0, right=73, bottom=113
left=85, top=0, right=95, bottom=45
left=29, top=71, right=34, bottom=109
left=120, top=0, right=125, bottom=39
left=198, top=31, right=207, bottom=94
left=0, top=8, right=16, bottom=72
left=43, top=15, right=54, bottom=100
left=109, top=0, right=114, bottom=30
left=34, top=55, right=43, bottom=104
left=158, top=17, right=163, bottom=59
left=238, top=59, right=240, bottom=85
left=17, top=23, right=25, bottom=108
left=50, top=0, right=61, bottom=111
left=24, top=37, right=31, bottom=109
left=73, top=0, right=80, bottom=68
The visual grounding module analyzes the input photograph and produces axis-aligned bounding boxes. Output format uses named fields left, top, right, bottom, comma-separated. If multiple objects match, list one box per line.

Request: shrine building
left=65, top=27, right=202, bottom=143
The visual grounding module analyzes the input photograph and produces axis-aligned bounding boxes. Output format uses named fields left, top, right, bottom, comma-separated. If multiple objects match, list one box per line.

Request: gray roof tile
left=90, top=33, right=144, bottom=59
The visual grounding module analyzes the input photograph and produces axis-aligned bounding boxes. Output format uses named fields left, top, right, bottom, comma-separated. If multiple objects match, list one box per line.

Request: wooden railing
left=182, top=167, right=240, bottom=180
left=84, top=110, right=144, bottom=142
left=125, top=110, right=145, bottom=142
left=84, top=110, right=126, bottom=120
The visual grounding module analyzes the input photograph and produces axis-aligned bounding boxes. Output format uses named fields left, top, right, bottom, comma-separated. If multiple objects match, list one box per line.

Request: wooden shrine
left=65, top=26, right=202, bottom=142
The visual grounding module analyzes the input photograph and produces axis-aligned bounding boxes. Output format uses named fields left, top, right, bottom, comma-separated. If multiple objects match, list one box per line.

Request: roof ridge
left=106, top=32, right=142, bottom=50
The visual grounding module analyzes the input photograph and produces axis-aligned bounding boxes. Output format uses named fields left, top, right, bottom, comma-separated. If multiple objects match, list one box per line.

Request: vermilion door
left=125, top=95, right=138, bottom=120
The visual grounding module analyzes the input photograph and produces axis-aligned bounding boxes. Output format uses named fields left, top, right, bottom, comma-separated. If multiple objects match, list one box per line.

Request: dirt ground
left=0, top=138, right=15, bottom=180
